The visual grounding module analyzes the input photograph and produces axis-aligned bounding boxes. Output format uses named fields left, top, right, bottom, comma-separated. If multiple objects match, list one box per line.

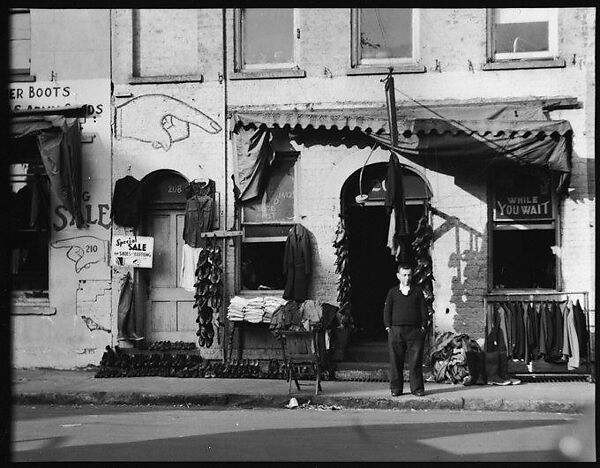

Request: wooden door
left=142, top=207, right=197, bottom=342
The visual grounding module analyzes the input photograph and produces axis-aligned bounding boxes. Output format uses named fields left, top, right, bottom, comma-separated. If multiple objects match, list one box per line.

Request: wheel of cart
left=280, top=328, right=323, bottom=395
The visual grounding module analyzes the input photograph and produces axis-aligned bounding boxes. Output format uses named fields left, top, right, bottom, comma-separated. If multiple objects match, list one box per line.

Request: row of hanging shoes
left=193, top=241, right=224, bottom=349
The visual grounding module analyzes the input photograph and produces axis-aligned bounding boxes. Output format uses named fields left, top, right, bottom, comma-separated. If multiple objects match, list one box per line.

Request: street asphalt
left=11, top=368, right=595, bottom=414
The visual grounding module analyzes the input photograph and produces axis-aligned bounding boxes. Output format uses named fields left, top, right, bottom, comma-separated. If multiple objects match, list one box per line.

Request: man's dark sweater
left=383, top=286, right=427, bottom=328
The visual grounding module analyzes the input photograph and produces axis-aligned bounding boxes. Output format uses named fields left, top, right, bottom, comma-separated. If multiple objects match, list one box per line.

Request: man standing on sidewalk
left=383, top=263, right=427, bottom=397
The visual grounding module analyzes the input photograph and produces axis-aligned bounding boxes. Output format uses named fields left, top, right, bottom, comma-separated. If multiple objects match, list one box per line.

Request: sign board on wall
left=493, top=170, right=554, bottom=222
left=111, top=235, right=154, bottom=268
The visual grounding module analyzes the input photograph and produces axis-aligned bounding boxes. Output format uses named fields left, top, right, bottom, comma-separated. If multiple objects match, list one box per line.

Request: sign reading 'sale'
left=111, top=235, right=154, bottom=268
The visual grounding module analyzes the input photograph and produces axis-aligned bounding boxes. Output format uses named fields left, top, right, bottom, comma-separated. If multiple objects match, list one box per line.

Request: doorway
left=342, top=162, right=431, bottom=344
left=135, top=170, right=197, bottom=343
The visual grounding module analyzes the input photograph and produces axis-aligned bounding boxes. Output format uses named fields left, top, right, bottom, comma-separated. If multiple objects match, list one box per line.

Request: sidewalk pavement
left=12, top=368, right=594, bottom=414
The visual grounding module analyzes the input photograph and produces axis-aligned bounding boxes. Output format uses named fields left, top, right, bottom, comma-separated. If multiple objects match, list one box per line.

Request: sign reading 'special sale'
left=111, top=236, right=154, bottom=268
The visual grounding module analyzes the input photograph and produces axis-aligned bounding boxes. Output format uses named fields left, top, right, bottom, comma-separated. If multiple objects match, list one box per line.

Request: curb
left=14, top=392, right=587, bottom=414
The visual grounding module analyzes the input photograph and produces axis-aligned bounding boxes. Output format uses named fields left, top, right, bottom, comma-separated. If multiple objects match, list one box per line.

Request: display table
left=226, top=320, right=271, bottom=362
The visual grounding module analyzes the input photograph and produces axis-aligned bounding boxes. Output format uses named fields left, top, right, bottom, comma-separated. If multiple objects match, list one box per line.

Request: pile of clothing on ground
left=427, top=331, right=520, bottom=386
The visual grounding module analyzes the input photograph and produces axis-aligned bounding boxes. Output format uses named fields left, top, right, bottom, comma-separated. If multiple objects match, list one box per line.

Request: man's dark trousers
left=388, top=325, right=425, bottom=394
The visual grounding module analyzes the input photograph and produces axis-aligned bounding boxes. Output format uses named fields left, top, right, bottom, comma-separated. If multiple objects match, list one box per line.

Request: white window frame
left=9, top=8, right=31, bottom=75
left=351, top=8, right=420, bottom=68
left=489, top=8, right=558, bottom=61
left=235, top=8, right=298, bottom=71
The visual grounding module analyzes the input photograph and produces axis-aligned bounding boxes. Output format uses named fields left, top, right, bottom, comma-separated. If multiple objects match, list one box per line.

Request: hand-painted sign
left=111, top=235, right=154, bottom=268
left=494, top=194, right=553, bottom=221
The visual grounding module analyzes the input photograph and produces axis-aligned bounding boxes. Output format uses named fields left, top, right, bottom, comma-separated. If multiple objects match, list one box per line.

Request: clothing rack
left=484, top=291, right=593, bottom=380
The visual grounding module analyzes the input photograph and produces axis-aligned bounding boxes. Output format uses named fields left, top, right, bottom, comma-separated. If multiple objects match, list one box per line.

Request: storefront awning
left=10, top=106, right=87, bottom=228
left=231, top=101, right=573, bottom=195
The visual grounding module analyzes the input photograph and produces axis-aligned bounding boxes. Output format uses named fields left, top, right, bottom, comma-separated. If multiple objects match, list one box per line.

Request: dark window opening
left=493, top=229, right=556, bottom=289
left=9, top=162, right=50, bottom=291
left=241, top=242, right=285, bottom=291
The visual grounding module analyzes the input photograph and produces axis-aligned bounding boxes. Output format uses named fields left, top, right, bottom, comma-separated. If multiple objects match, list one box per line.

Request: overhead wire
left=368, top=9, right=520, bottom=186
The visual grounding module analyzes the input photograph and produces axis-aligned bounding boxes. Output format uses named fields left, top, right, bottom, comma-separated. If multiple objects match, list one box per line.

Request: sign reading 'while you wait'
left=494, top=193, right=553, bottom=221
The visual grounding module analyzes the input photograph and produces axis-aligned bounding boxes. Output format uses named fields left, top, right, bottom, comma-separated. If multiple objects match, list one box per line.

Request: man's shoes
left=412, top=390, right=425, bottom=397
left=391, top=390, right=402, bottom=397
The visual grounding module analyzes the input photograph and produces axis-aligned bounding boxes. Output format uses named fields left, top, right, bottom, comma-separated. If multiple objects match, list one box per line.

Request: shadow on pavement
left=13, top=417, right=572, bottom=462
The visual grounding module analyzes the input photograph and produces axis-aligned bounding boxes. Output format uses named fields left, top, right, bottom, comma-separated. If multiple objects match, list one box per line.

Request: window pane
left=10, top=11, right=30, bottom=71
left=241, top=242, right=285, bottom=290
left=360, top=8, right=412, bottom=60
left=9, top=40, right=31, bottom=70
left=10, top=12, right=30, bottom=40
left=243, top=8, right=293, bottom=65
left=242, top=157, right=295, bottom=223
left=10, top=163, right=49, bottom=291
left=493, top=8, right=550, bottom=54
left=495, top=21, right=549, bottom=53
left=493, top=229, right=556, bottom=289
left=134, top=9, right=198, bottom=77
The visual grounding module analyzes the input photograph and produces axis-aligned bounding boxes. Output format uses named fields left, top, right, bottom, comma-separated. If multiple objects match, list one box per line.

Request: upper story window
left=131, top=9, right=203, bottom=83
left=350, top=8, right=423, bottom=75
left=233, top=9, right=305, bottom=79
left=9, top=9, right=31, bottom=76
left=489, top=8, right=558, bottom=61
left=243, top=9, right=294, bottom=69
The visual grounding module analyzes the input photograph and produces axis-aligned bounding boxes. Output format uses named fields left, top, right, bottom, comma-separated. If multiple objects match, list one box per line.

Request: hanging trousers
left=388, top=325, right=425, bottom=394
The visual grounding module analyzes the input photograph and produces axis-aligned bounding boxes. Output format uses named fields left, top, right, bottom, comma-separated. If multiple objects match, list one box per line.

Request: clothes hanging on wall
left=283, top=224, right=312, bottom=302
left=180, top=244, right=202, bottom=292
left=486, top=298, right=589, bottom=369
left=111, top=175, right=143, bottom=228
left=183, top=179, right=216, bottom=247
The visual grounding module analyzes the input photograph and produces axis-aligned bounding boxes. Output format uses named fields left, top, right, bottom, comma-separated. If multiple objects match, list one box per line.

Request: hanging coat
left=572, top=299, right=588, bottom=359
left=111, top=175, right=143, bottom=228
left=514, top=302, right=525, bottom=360
left=565, top=300, right=580, bottom=370
left=384, top=152, right=409, bottom=259
left=538, top=302, right=548, bottom=358
left=283, top=224, right=312, bottom=302
left=551, top=301, right=564, bottom=358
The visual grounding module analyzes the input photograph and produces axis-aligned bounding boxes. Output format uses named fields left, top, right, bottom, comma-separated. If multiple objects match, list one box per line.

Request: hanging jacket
left=551, top=301, right=564, bottom=359
left=538, top=302, right=548, bottom=358
left=565, top=300, right=580, bottom=370
left=514, top=302, right=525, bottom=360
left=183, top=179, right=215, bottom=247
left=561, top=301, right=571, bottom=358
left=504, top=302, right=516, bottom=358
left=111, top=175, right=143, bottom=228
left=572, top=299, right=588, bottom=359
left=531, top=302, right=541, bottom=359
left=283, top=224, right=312, bottom=302
left=544, top=302, right=555, bottom=360
left=523, top=303, right=532, bottom=362
left=496, top=303, right=510, bottom=356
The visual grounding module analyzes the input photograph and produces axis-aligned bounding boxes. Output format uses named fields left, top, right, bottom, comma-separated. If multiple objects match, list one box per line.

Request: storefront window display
left=241, top=152, right=297, bottom=291
left=491, top=166, right=558, bottom=290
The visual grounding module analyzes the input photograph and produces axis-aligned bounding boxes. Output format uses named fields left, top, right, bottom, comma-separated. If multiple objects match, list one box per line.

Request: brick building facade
left=9, top=8, right=595, bottom=369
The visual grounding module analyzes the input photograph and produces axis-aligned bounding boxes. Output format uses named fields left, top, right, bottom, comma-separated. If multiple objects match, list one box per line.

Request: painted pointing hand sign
left=115, top=94, right=222, bottom=151
left=51, top=235, right=107, bottom=273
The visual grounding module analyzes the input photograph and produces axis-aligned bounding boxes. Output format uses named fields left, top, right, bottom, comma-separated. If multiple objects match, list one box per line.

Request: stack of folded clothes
left=244, top=297, right=265, bottom=323
left=227, top=296, right=246, bottom=321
